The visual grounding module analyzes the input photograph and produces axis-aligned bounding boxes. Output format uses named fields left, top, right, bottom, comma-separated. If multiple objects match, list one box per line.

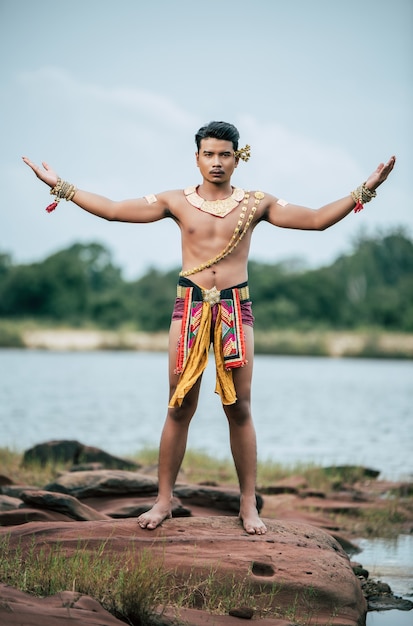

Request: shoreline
left=10, top=327, right=413, bottom=359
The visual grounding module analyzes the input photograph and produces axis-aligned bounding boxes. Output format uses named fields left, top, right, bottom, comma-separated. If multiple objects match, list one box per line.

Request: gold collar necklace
left=184, top=185, right=245, bottom=218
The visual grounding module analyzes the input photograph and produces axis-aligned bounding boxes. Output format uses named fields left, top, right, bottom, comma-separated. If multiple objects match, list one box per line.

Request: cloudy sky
left=1, top=0, right=411, bottom=279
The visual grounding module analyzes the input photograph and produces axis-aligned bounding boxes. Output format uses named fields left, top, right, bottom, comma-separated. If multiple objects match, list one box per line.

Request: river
left=1, top=350, right=411, bottom=479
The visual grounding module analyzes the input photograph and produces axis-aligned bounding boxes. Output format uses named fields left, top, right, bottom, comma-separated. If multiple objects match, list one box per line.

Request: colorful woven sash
left=169, top=278, right=249, bottom=408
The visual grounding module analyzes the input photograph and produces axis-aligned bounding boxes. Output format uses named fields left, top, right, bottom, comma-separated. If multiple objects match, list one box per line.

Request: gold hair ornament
left=234, top=144, right=251, bottom=162
left=46, top=178, right=77, bottom=213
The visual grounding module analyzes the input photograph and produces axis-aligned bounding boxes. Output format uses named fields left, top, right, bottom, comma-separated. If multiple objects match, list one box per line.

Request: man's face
left=196, top=138, right=239, bottom=183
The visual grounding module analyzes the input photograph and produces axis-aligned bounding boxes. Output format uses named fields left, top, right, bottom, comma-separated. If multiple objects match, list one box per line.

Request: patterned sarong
left=169, top=277, right=250, bottom=408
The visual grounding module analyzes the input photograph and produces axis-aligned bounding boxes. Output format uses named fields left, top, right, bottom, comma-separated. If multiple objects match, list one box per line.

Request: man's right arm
left=22, top=157, right=172, bottom=223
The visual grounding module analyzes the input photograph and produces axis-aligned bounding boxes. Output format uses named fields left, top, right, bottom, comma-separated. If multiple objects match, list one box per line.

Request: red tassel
left=353, top=201, right=364, bottom=213
left=45, top=201, right=58, bottom=213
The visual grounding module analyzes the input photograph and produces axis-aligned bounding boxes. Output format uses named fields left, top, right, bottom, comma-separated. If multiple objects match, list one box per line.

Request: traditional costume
left=169, top=277, right=253, bottom=408
left=167, top=186, right=266, bottom=409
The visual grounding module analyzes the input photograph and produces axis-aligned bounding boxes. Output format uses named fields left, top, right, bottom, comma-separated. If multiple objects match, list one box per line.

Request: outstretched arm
left=22, top=157, right=171, bottom=223
left=264, top=156, right=396, bottom=230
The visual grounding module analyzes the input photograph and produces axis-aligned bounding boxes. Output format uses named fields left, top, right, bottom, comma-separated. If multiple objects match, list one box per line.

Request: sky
left=1, top=0, right=412, bottom=279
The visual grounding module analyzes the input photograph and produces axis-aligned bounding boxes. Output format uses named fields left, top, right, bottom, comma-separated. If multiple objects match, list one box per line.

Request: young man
left=23, top=121, right=395, bottom=535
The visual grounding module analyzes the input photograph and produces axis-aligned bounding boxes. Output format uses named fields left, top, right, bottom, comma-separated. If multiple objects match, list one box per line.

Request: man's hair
left=195, top=121, right=240, bottom=152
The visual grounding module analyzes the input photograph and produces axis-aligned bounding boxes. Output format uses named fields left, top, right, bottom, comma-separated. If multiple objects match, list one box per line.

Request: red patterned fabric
left=170, top=280, right=250, bottom=407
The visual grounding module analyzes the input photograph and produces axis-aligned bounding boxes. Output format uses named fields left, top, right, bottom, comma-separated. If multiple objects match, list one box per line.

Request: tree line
left=1, top=229, right=412, bottom=332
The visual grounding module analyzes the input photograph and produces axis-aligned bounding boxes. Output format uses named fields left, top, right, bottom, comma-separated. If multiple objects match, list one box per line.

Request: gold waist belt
left=176, top=284, right=250, bottom=305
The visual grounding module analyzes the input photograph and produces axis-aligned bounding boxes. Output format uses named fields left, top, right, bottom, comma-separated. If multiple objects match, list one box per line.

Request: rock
left=0, top=474, right=13, bottom=486
left=360, top=577, right=413, bottom=612
left=0, top=516, right=367, bottom=626
left=0, top=508, right=73, bottom=526
left=258, top=475, right=308, bottom=494
left=0, top=495, right=22, bottom=511
left=173, top=484, right=263, bottom=513
left=0, top=583, right=126, bottom=625
left=351, top=564, right=369, bottom=579
left=0, top=485, right=40, bottom=498
left=70, top=462, right=105, bottom=471
left=299, top=489, right=326, bottom=498
left=74, top=444, right=140, bottom=470
left=367, top=595, right=413, bottom=611
left=322, top=465, right=380, bottom=481
left=157, top=606, right=295, bottom=625
left=100, top=495, right=192, bottom=519
left=23, top=440, right=140, bottom=470
left=20, top=490, right=111, bottom=521
left=258, top=485, right=299, bottom=495
left=23, top=440, right=83, bottom=465
left=228, top=606, right=254, bottom=618
left=44, top=469, right=158, bottom=498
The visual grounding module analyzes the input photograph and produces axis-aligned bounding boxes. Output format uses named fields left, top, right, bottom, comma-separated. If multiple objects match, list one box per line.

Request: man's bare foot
left=137, top=501, right=172, bottom=530
left=239, top=495, right=267, bottom=535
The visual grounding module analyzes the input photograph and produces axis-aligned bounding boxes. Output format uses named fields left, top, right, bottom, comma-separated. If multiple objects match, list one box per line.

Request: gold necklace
left=184, top=185, right=245, bottom=218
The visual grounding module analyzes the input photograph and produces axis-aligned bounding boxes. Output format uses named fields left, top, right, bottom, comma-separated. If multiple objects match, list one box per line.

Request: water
left=368, top=611, right=413, bottom=625
left=0, top=350, right=412, bottom=480
left=0, top=349, right=412, bottom=625
left=360, top=535, right=413, bottom=626
left=358, top=535, right=413, bottom=599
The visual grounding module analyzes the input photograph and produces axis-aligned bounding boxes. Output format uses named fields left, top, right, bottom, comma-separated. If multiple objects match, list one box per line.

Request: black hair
left=195, top=121, right=240, bottom=152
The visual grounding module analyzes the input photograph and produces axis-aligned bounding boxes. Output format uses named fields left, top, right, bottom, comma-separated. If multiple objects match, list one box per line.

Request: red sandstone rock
left=0, top=516, right=366, bottom=626
left=44, top=468, right=158, bottom=498
left=160, top=605, right=296, bottom=624
left=0, top=584, right=126, bottom=625
left=20, top=489, right=111, bottom=521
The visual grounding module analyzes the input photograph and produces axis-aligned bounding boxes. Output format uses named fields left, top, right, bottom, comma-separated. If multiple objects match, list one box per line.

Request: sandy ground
left=21, top=328, right=413, bottom=357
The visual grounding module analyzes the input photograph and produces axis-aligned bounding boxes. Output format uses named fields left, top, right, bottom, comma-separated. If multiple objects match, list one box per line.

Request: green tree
left=1, top=229, right=412, bottom=331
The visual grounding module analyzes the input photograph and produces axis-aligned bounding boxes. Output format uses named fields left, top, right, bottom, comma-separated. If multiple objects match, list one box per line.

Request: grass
left=0, top=533, right=322, bottom=624
left=0, top=535, right=170, bottom=624
left=0, top=447, right=62, bottom=488
left=331, top=502, right=409, bottom=538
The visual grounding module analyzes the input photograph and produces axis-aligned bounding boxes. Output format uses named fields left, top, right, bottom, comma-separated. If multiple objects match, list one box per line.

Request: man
left=23, top=120, right=395, bottom=535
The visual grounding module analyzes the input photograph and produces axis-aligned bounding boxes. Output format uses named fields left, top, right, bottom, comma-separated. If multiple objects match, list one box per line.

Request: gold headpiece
left=234, top=144, right=251, bottom=162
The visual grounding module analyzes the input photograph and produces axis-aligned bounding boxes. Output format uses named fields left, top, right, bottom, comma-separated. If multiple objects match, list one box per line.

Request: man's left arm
left=264, top=156, right=396, bottom=230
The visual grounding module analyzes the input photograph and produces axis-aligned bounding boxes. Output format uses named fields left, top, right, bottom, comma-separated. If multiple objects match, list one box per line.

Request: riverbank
left=2, top=324, right=413, bottom=358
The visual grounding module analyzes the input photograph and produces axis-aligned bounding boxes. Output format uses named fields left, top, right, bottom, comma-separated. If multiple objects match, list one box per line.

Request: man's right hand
left=22, top=157, right=58, bottom=188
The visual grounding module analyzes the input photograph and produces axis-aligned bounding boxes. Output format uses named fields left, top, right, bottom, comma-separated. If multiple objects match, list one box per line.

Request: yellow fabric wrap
left=168, top=302, right=236, bottom=408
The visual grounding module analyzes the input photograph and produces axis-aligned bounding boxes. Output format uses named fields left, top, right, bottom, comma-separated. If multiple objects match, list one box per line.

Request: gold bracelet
left=46, top=178, right=77, bottom=213
left=350, top=182, right=377, bottom=213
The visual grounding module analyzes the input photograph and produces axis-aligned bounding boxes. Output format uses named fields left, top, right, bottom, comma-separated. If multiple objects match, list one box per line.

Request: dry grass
left=0, top=535, right=306, bottom=624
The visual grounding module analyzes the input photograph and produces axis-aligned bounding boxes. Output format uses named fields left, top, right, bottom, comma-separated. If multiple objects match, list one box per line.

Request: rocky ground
left=0, top=440, right=412, bottom=626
